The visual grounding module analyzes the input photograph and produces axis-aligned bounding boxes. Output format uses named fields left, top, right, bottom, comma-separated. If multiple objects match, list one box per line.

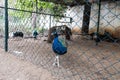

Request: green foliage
left=15, top=0, right=36, bottom=11
left=9, top=0, right=67, bottom=19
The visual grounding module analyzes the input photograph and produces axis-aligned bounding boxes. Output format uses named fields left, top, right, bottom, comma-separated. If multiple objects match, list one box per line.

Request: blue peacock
left=52, top=31, right=67, bottom=67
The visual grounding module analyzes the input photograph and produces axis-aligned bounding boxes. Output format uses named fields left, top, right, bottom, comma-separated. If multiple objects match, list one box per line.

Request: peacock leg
left=53, top=54, right=60, bottom=67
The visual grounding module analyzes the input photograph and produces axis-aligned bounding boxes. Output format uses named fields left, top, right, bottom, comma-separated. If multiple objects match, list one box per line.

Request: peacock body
left=52, top=35, right=67, bottom=55
left=52, top=31, right=67, bottom=67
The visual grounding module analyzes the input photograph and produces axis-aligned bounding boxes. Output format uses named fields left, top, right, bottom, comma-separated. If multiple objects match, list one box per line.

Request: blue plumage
left=52, top=31, right=67, bottom=67
left=52, top=32, right=67, bottom=55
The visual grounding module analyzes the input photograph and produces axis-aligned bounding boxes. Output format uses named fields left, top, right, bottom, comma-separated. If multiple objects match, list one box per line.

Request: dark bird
left=32, top=30, right=38, bottom=39
left=90, top=32, right=103, bottom=43
left=90, top=31, right=119, bottom=43
left=13, top=31, right=24, bottom=38
left=52, top=31, right=67, bottom=67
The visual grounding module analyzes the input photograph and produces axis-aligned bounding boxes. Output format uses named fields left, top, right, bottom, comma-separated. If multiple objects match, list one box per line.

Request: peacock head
left=52, top=31, right=58, bottom=38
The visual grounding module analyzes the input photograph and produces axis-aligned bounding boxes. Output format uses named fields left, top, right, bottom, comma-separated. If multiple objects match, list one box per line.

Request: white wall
left=65, top=1, right=120, bottom=35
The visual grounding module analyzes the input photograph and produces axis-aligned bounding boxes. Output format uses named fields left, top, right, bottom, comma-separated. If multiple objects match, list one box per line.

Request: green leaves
left=11, top=0, right=67, bottom=19
left=15, top=0, right=35, bottom=11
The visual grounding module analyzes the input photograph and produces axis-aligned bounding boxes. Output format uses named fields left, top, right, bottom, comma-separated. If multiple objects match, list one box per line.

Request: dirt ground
left=0, top=48, right=56, bottom=80
left=0, top=35, right=120, bottom=80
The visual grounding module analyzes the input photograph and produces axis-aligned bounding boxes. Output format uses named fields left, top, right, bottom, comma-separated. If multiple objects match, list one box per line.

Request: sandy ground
left=0, top=35, right=120, bottom=80
left=0, top=48, right=55, bottom=80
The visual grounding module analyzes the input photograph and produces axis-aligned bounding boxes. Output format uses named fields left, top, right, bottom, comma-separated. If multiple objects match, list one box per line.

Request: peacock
left=32, top=29, right=38, bottom=39
left=52, top=30, right=67, bottom=67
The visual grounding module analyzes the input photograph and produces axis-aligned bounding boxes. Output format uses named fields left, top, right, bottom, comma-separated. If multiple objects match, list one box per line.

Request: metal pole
left=35, top=0, right=38, bottom=29
left=49, top=15, right=51, bottom=29
left=96, top=0, right=101, bottom=45
left=5, top=0, right=8, bottom=52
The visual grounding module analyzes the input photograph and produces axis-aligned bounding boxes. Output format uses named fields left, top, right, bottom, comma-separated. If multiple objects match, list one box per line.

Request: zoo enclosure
left=0, top=0, right=120, bottom=80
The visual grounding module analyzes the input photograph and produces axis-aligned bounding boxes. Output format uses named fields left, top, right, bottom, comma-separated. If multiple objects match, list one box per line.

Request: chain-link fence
left=0, top=0, right=120, bottom=80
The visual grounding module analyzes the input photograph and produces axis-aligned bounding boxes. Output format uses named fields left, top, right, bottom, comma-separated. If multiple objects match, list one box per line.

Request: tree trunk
left=32, top=13, right=37, bottom=29
left=82, top=2, right=92, bottom=34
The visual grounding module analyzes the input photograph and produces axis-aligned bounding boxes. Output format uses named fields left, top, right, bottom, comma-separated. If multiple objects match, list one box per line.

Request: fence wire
left=0, top=0, right=120, bottom=80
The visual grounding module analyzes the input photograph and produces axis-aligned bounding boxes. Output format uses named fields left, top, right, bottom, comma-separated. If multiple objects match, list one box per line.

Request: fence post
left=5, top=0, right=8, bottom=52
left=49, top=15, right=51, bottom=29
left=96, top=0, right=101, bottom=45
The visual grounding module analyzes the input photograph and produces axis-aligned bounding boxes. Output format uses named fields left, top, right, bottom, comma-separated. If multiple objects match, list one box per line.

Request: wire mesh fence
left=0, top=0, right=120, bottom=80
left=0, top=7, right=4, bottom=49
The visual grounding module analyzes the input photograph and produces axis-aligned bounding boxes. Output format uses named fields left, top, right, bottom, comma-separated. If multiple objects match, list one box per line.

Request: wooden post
left=82, top=2, right=92, bottom=35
